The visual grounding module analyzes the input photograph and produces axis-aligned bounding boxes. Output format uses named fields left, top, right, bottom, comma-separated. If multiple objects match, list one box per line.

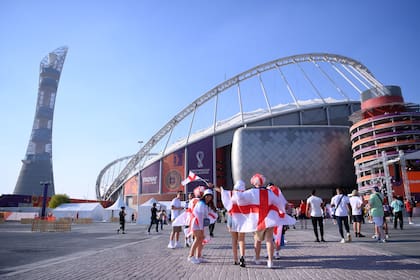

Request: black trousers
left=336, top=216, right=350, bottom=238
left=148, top=218, right=159, bottom=232
left=311, top=216, right=324, bottom=240
left=393, top=211, right=403, bottom=229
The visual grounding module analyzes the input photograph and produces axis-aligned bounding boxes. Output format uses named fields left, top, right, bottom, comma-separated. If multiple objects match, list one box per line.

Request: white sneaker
left=409, top=222, right=414, bottom=225
left=253, top=257, right=262, bottom=265
left=346, top=233, right=352, bottom=242
left=274, top=250, right=280, bottom=260
left=167, top=241, right=175, bottom=249
left=371, top=235, right=377, bottom=239
left=267, top=260, right=273, bottom=268
left=340, top=238, right=346, bottom=243
left=189, top=257, right=200, bottom=264
left=175, top=242, right=183, bottom=248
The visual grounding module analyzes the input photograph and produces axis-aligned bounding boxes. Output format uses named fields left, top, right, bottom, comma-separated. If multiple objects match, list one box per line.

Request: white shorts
left=372, top=216, right=384, bottom=227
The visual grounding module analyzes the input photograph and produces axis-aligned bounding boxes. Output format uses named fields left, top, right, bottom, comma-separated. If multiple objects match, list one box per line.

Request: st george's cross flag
left=221, top=186, right=295, bottom=233
left=181, top=171, right=203, bottom=186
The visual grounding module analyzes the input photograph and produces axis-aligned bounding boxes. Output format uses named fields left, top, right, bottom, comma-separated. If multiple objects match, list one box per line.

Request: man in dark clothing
left=148, top=203, right=159, bottom=234
left=117, top=206, right=126, bottom=234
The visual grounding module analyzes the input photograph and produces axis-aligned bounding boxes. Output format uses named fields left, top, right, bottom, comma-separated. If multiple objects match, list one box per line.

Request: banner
left=141, top=161, right=160, bottom=194
left=161, top=149, right=185, bottom=193
left=186, top=137, right=213, bottom=193
left=124, top=175, right=138, bottom=195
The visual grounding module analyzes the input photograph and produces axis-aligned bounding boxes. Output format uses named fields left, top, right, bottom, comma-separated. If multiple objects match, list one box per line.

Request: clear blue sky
left=1, top=0, right=419, bottom=199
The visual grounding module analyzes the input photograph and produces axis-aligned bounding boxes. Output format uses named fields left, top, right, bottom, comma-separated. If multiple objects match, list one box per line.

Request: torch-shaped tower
left=13, top=46, right=68, bottom=197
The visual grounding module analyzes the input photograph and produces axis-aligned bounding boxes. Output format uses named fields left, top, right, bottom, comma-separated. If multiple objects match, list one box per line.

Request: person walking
left=168, top=191, right=184, bottom=249
left=369, top=186, right=386, bottom=242
left=349, top=189, right=365, bottom=237
left=117, top=206, right=126, bottom=234
left=306, top=189, right=325, bottom=242
left=158, top=209, right=167, bottom=230
left=236, top=174, right=286, bottom=269
left=298, top=199, right=308, bottom=229
left=330, top=188, right=352, bottom=243
left=147, top=202, right=159, bottom=234
left=391, top=195, right=404, bottom=230
left=405, top=198, right=415, bottom=225
left=222, top=180, right=247, bottom=267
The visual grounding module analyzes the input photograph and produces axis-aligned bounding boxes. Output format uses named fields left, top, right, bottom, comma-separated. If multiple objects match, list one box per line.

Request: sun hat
left=203, top=189, right=213, bottom=197
left=250, top=173, right=266, bottom=187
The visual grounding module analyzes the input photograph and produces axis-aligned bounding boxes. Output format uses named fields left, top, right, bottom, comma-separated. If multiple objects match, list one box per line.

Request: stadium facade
left=350, top=85, right=420, bottom=203
left=96, top=53, right=419, bottom=208
left=13, top=47, right=68, bottom=197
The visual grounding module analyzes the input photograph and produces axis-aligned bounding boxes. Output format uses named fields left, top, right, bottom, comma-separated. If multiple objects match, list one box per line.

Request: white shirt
left=170, top=197, right=182, bottom=220
left=349, top=195, right=363, bottom=215
left=306, top=195, right=323, bottom=217
left=330, top=194, right=350, bottom=217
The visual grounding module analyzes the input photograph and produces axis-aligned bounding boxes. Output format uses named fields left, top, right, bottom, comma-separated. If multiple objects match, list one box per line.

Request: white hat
left=233, top=180, right=245, bottom=191
left=203, top=189, right=213, bottom=197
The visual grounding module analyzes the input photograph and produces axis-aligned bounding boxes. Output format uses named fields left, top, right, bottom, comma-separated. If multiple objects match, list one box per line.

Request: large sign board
left=186, top=137, right=214, bottom=193
left=141, top=161, right=160, bottom=194
left=161, top=149, right=185, bottom=193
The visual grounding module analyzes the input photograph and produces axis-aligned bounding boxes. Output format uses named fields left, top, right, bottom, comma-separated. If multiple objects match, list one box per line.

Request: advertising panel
left=186, top=137, right=214, bottom=193
left=124, top=175, right=138, bottom=196
left=141, top=161, right=160, bottom=194
left=161, top=149, right=185, bottom=193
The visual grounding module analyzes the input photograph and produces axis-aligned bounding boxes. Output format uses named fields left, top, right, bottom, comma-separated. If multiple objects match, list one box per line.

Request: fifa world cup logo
left=196, top=151, right=204, bottom=168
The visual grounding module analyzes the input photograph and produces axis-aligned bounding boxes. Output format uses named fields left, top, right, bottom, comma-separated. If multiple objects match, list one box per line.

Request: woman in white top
left=187, top=189, right=214, bottom=264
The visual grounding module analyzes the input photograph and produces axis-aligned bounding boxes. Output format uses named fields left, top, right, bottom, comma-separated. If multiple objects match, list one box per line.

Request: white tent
left=52, top=203, right=105, bottom=221
left=104, top=194, right=135, bottom=222
left=137, top=198, right=167, bottom=225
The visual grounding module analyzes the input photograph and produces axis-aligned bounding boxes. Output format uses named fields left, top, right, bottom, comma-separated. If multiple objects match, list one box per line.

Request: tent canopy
left=52, top=203, right=105, bottom=221
left=104, top=194, right=135, bottom=222
left=137, top=198, right=167, bottom=225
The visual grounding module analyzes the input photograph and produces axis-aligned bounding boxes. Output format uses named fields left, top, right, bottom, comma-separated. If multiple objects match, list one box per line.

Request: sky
left=1, top=0, right=419, bottom=200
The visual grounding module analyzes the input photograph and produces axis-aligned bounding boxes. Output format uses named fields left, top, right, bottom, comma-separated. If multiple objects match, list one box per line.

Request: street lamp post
left=40, top=181, right=50, bottom=219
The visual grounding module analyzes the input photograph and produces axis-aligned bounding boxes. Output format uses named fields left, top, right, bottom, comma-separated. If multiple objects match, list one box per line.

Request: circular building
left=97, top=53, right=396, bottom=206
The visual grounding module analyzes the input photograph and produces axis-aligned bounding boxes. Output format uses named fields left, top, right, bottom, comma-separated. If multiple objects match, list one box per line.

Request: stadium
left=95, top=53, right=420, bottom=208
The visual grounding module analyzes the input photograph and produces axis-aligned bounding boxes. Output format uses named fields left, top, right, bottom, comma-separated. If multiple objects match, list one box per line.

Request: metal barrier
left=31, top=219, right=71, bottom=232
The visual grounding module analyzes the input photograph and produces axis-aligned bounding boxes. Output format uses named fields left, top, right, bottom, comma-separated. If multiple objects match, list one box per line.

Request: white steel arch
left=100, top=53, right=385, bottom=200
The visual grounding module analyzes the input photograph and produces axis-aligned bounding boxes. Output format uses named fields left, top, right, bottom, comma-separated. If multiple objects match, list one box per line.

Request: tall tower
left=13, top=46, right=68, bottom=197
left=350, top=85, right=420, bottom=193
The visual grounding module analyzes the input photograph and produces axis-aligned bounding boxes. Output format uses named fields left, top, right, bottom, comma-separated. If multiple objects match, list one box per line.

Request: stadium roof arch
left=97, top=53, right=387, bottom=201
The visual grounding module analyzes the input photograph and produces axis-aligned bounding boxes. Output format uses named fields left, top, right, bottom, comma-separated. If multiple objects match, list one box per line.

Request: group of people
left=152, top=177, right=416, bottom=269
left=303, top=186, right=416, bottom=244
left=158, top=173, right=295, bottom=269
left=147, top=203, right=167, bottom=234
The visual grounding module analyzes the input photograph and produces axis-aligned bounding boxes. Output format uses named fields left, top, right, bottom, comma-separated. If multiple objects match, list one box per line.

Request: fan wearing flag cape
left=218, top=173, right=295, bottom=269
left=219, top=180, right=247, bottom=267
left=186, top=189, right=216, bottom=264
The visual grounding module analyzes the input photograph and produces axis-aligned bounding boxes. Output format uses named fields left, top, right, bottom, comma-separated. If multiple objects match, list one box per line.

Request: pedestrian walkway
left=0, top=220, right=419, bottom=279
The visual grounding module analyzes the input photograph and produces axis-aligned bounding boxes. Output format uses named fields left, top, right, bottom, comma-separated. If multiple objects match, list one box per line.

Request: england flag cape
left=172, top=197, right=217, bottom=238
left=221, top=187, right=295, bottom=233
left=267, top=185, right=296, bottom=246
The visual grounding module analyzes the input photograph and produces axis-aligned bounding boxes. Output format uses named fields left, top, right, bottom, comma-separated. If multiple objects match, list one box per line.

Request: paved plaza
left=1, top=219, right=419, bottom=280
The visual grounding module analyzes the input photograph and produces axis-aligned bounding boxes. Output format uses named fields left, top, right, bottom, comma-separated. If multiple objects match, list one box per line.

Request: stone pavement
left=0, top=220, right=420, bottom=280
